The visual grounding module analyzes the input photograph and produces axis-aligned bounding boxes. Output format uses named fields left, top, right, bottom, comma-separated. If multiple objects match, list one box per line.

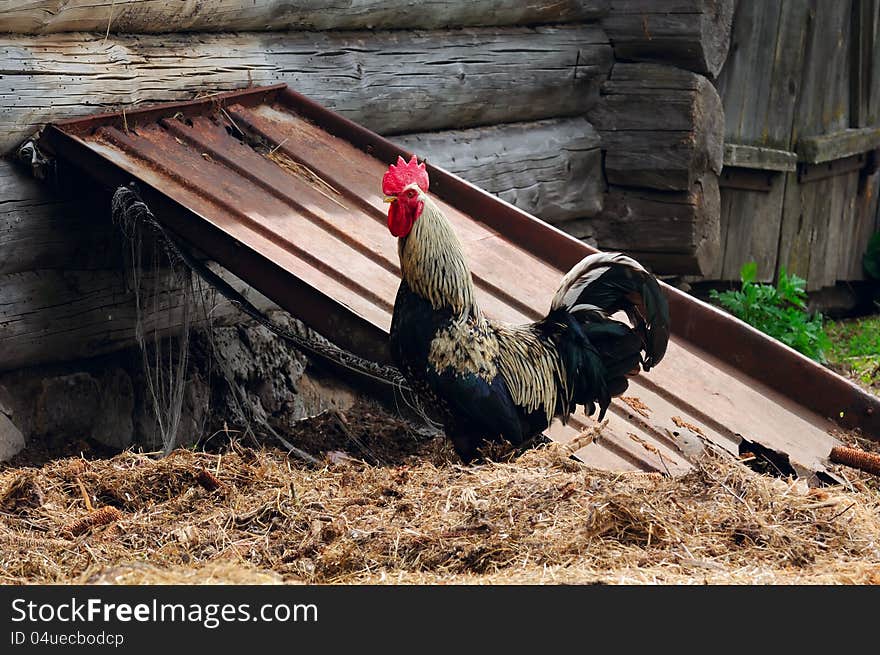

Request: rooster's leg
left=449, top=431, right=485, bottom=464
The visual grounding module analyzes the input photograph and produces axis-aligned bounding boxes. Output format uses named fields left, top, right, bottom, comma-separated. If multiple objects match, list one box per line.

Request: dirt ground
left=2, top=400, right=880, bottom=585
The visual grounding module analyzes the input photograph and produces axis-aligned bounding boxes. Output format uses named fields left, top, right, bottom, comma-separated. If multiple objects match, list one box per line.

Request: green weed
left=825, top=316, right=880, bottom=389
left=709, top=262, right=831, bottom=363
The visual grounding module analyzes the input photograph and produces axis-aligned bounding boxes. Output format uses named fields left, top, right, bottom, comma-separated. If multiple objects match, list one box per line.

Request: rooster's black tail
left=549, top=252, right=670, bottom=419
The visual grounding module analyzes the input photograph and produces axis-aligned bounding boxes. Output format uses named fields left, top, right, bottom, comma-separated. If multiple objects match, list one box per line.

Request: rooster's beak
left=383, top=196, right=396, bottom=203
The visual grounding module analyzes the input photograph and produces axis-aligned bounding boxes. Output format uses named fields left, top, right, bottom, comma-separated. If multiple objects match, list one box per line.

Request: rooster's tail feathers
left=550, top=252, right=670, bottom=371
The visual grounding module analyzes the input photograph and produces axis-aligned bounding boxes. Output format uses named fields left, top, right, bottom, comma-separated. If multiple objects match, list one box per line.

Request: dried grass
left=264, top=150, right=347, bottom=209
left=2, top=411, right=880, bottom=585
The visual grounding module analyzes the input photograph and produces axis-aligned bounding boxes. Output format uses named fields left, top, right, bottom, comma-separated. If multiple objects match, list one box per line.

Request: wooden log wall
left=589, top=63, right=723, bottom=191
left=0, top=26, right=612, bottom=155
left=575, top=1, right=733, bottom=276
left=716, top=0, right=880, bottom=290
left=0, top=1, right=610, bottom=33
left=601, top=0, right=735, bottom=77
left=585, top=61, right=724, bottom=275
left=0, top=160, right=276, bottom=371
left=394, top=118, right=604, bottom=224
left=0, top=3, right=622, bottom=373
left=0, top=0, right=741, bottom=373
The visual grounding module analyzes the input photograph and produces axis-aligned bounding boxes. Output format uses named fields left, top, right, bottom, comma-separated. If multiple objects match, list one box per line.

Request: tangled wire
left=110, top=183, right=438, bottom=456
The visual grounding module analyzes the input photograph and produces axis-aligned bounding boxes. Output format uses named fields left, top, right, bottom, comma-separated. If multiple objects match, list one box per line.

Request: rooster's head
left=382, top=155, right=429, bottom=238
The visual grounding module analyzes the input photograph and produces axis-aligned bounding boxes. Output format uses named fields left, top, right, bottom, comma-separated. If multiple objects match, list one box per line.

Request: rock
left=1, top=309, right=370, bottom=455
left=0, top=383, right=13, bottom=417
left=294, top=371, right=359, bottom=418
left=34, top=372, right=101, bottom=438
left=0, top=413, right=25, bottom=461
left=131, top=366, right=210, bottom=451
left=93, top=368, right=135, bottom=449
left=33, top=369, right=134, bottom=449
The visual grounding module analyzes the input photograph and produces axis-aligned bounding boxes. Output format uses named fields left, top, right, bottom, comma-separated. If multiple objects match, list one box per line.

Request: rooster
left=383, top=156, right=669, bottom=462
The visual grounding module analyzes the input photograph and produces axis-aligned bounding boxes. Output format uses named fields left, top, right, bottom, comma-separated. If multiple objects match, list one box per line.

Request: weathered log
left=0, top=26, right=611, bottom=155
left=585, top=173, right=721, bottom=275
left=556, top=219, right=597, bottom=244
left=589, top=63, right=723, bottom=191
left=0, top=263, right=277, bottom=373
left=394, top=118, right=604, bottom=223
left=0, top=160, right=274, bottom=371
left=0, top=160, right=118, bottom=276
left=0, top=0, right=610, bottom=34
left=602, top=0, right=735, bottom=77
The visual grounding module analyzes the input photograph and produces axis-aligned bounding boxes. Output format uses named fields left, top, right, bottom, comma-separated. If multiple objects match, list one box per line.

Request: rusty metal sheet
left=38, top=84, right=880, bottom=481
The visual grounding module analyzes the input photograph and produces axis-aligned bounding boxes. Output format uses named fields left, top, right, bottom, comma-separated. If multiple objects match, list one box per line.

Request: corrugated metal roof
left=38, top=84, right=880, bottom=482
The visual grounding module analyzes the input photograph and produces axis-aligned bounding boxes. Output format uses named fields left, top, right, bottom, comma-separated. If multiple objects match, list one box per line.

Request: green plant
left=709, top=262, right=831, bottom=363
left=825, top=315, right=880, bottom=389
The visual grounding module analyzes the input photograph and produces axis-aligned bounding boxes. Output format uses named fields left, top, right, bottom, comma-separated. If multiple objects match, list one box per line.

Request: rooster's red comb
left=382, top=155, right=429, bottom=196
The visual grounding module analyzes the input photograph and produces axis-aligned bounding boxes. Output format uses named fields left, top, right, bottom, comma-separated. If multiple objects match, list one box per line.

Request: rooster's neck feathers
left=398, top=194, right=478, bottom=317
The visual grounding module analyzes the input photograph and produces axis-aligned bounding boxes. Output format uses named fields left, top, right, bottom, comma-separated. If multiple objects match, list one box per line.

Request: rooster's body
left=382, top=157, right=669, bottom=461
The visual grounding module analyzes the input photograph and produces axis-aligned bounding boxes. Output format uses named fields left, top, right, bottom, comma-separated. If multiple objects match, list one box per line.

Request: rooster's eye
left=407, top=190, right=416, bottom=198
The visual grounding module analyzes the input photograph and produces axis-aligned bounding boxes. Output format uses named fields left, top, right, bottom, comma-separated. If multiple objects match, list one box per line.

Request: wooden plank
left=796, top=126, right=880, bottom=164
left=778, top=172, right=811, bottom=283
left=393, top=118, right=604, bottom=223
left=850, top=0, right=874, bottom=127
left=777, top=0, right=856, bottom=291
left=835, top=170, right=863, bottom=281
left=779, top=171, right=859, bottom=293
left=723, top=143, right=797, bottom=172
left=794, top=1, right=852, bottom=140
left=0, top=26, right=612, bottom=155
left=810, top=173, right=847, bottom=290
left=589, top=62, right=723, bottom=191
left=0, top=1, right=611, bottom=33
left=712, top=1, right=813, bottom=283
left=602, top=0, right=735, bottom=76
left=716, top=0, right=788, bottom=149
left=717, top=174, right=787, bottom=282
left=868, top=0, right=880, bottom=126
left=837, top=166, right=877, bottom=281
left=587, top=173, right=721, bottom=275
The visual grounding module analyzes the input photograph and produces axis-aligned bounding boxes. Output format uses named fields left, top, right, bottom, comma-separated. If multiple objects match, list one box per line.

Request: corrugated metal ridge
left=38, top=84, right=880, bottom=482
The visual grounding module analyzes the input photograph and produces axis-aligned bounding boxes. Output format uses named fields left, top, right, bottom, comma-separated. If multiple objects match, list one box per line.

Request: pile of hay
left=2, top=403, right=879, bottom=585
